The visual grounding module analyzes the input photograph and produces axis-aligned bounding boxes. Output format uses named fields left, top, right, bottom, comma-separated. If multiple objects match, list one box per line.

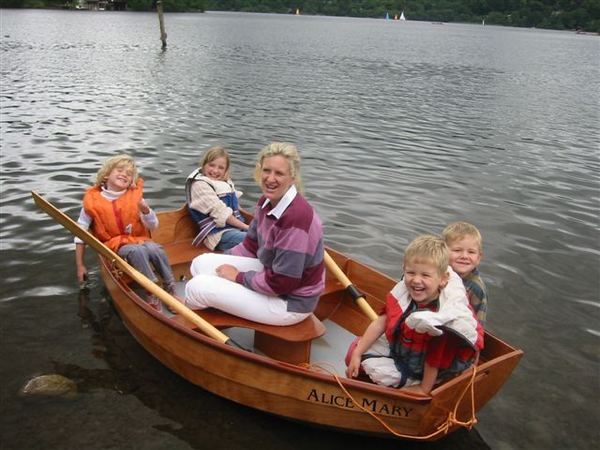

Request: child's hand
left=346, top=354, right=362, bottom=378
left=77, top=265, right=88, bottom=286
left=138, top=198, right=150, bottom=215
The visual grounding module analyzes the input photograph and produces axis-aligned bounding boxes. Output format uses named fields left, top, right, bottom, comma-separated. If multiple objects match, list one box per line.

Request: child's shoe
left=164, top=282, right=177, bottom=296
left=166, top=295, right=185, bottom=314
left=145, top=294, right=163, bottom=312
left=163, top=283, right=181, bottom=314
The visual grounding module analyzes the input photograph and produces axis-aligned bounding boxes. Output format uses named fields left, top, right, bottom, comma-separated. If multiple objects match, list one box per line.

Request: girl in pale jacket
left=186, top=146, right=249, bottom=251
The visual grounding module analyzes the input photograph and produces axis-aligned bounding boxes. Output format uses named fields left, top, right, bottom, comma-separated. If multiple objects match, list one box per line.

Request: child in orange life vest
left=74, top=154, right=176, bottom=311
left=345, top=235, right=483, bottom=395
left=443, top=221, right=488, bottom=326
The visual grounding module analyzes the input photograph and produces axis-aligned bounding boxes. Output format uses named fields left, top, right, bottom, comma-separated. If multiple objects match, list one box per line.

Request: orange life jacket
left=83, top=178, right=150, bottom=252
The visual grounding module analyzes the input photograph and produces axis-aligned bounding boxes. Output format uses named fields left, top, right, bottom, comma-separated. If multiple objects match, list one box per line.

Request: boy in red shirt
left=346, top=235, right=483, bottom=394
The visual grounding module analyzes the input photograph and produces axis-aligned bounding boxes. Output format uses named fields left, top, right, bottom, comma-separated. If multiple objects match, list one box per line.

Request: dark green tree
left=1, top=0, right=598, bottom=32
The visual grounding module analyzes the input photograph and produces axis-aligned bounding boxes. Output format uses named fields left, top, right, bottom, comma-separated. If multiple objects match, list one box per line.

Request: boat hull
left=97, top=206, right=523, bottom=441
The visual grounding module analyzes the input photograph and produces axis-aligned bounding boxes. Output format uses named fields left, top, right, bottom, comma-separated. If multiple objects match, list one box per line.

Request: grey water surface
left=1, top=9, right=599, bottom=450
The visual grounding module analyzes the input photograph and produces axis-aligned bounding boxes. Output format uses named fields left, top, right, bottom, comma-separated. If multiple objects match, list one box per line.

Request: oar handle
left=123, top=262, right=232, bottom=344
left=324, top=251, right=378, bottom=321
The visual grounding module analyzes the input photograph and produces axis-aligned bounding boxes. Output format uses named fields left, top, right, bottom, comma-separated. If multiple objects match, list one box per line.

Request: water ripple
left=1, top=10, right=599, bottom=450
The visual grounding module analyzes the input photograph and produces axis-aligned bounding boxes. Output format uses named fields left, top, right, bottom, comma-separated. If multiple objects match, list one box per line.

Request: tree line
left=2, top=0, right=598, bottom=32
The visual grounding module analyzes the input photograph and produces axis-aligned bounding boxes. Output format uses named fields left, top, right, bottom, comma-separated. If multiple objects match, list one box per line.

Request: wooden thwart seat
left=172, top=308, right=326, bottom=365
left=163, top=239, right=203, bottom=267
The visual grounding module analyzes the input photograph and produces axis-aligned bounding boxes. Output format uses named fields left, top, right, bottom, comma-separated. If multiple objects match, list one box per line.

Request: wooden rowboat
left=34, top=194, right=523, bottom=441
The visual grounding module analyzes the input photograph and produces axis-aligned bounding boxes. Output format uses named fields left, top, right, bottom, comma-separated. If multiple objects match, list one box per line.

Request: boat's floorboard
left=219, top=319, right=354, bottom=374
left=310, top=319, right=355, bottom=375
left=221, top=327, right=261, bottom=353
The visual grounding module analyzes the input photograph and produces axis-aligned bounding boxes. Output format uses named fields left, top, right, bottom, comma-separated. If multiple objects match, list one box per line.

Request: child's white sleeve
left=190, top=181, right=232, bottom=226
left=140, top=208, right=159, bottom=231
left=440, top=267, right=468, bottom=306
left=74, top=208, right=91, bottom=245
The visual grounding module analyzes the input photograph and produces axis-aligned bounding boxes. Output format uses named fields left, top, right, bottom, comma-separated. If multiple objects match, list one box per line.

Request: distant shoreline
left=2, top=7, right=598, bottom=34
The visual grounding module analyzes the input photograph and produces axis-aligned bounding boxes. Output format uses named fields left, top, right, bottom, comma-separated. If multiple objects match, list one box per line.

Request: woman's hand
left=216, top=264, right=239, bottom=282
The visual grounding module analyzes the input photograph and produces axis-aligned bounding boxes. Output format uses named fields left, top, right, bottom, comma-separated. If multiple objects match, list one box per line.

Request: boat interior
left=136, top=205, right=518, bottom=383
left=159, top=280, right=356, bottom=375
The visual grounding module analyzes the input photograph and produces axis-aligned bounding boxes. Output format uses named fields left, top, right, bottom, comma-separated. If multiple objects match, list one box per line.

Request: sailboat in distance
left=400, top=10, right=406, bottom=20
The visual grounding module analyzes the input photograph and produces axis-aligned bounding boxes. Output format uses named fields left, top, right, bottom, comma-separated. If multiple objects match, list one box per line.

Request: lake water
left=1, top=9, right=599, bottom=450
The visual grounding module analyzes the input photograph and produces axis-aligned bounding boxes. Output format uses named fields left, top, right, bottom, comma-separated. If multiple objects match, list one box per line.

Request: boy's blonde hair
left=95, top=154, right=138, bottom=188
left=253, top=142, right=304, bottom=193
left=200, top=145, right=231, bottom=181
left=403, top=234, right=449, bottom=276
left=442, top=221, right=483, bottom=251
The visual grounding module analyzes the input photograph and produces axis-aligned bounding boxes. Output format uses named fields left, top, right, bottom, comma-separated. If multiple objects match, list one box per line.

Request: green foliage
left=0, top=0, right=41, bottom=6
left=205, top=0, right=600, bottom=30
left=126, top=0, right=206, bottom=11
left=0, top=0, right=23, bottom=6
left=163, top=0, right=206, bottom=11
left=1, top=0, right=598, bottom=32
left=126, top=0, right=151, bottom=10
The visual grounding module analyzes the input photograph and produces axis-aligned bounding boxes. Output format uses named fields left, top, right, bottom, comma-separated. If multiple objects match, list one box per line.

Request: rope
left=301, top=354, right=480, bottom=440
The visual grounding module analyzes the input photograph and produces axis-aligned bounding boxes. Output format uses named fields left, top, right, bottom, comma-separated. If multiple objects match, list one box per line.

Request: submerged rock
left=19, top=374, right=77, bottom=399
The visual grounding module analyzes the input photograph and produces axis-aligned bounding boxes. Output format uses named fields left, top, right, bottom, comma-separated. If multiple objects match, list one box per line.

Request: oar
left=31, top=191, right=243, bottom=349
left=323, top=250, right=379, bottom=321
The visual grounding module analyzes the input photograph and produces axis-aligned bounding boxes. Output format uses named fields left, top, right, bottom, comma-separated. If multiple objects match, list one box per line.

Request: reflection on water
left=1, top=9, right=598, bottom=450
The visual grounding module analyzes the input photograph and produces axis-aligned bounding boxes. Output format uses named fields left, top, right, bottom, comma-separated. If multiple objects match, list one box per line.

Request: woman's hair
left=403, top=234, right=449, bottom=276
left=442, top=221, right=483, bottom=251
left=253, top=142, right=304, bottom=193
left=95, top=154, right=138, bottom=188
left=200, top=145, right=231, bottom=181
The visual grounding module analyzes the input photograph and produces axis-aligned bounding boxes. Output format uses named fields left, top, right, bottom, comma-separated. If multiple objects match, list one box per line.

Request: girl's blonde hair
left=200, top=145, right=231, bottom=181
left=253, top=142, right=304, bottom=193
left=403, top=234, right=449, bottom=276
left=95, top=154, right=138, bottom=188
left=442, top=221, right=483, bottom=251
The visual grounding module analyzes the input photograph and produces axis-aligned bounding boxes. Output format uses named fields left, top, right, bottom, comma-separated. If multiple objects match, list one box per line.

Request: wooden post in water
left=157, top=0, right=167, bottom=50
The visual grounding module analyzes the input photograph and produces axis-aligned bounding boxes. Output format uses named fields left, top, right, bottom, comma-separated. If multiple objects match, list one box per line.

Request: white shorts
left=185, top=253, right=310, bottom=326
left=361, top=336, right=419, bottom=388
